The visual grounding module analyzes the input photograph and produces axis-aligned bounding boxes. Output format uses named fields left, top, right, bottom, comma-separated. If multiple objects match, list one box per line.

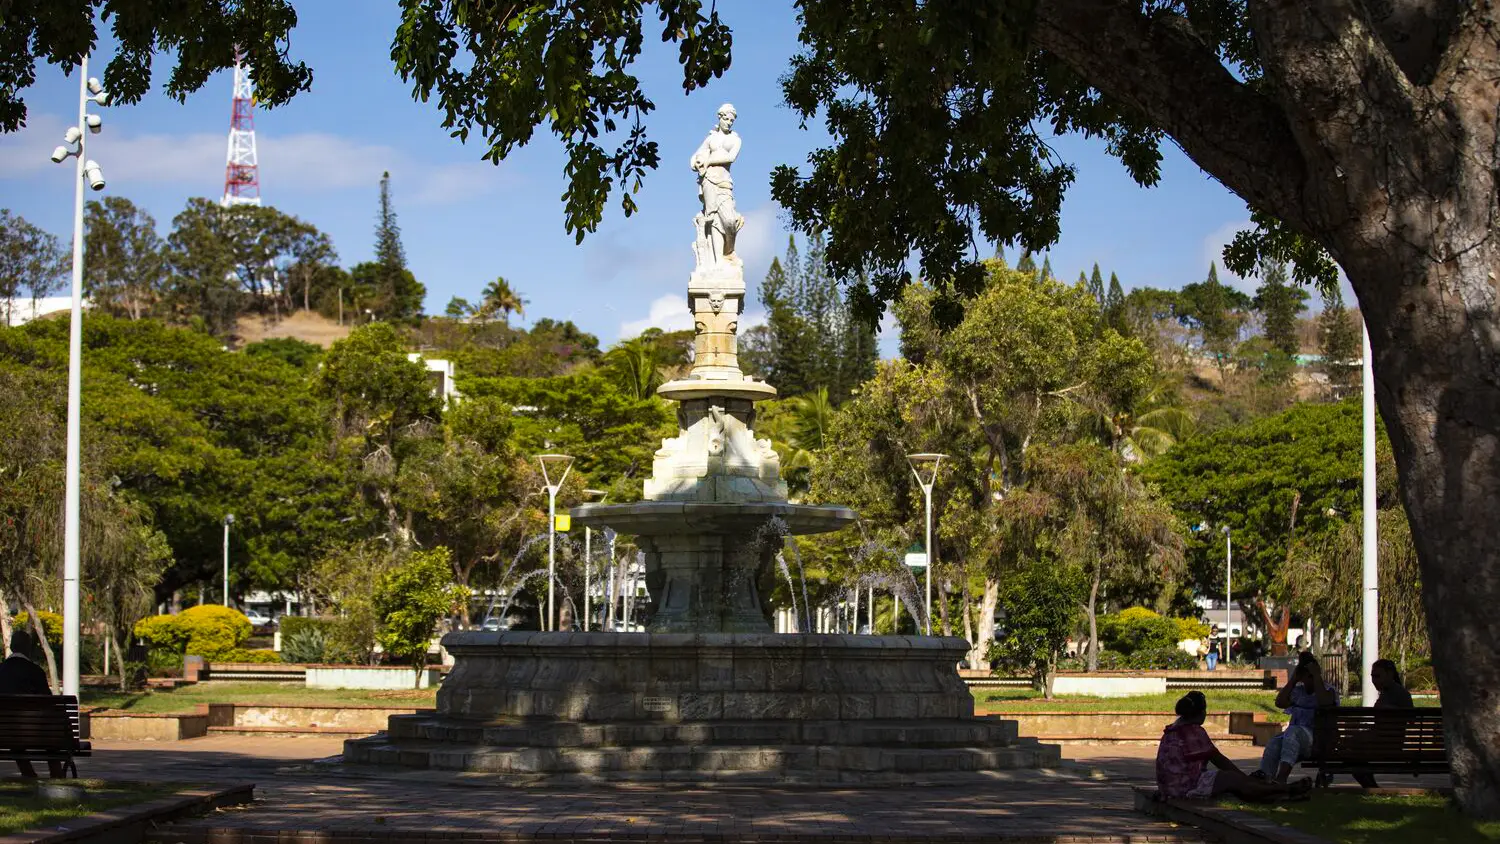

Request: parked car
left=480, top=615, right=509, bottom=632
left=243, top=609, right=273, bottom=629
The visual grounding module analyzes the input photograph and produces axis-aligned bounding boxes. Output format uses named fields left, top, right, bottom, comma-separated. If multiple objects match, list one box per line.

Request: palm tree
left=604, top=338, right=666, bottom=400
left=479, top=277, right=527, bottom=324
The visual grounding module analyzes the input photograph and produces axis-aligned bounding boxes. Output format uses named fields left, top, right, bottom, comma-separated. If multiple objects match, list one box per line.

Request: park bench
left=0, top=694, right=91, bottom=778
left=1303, top=706, right=1445, bottom=787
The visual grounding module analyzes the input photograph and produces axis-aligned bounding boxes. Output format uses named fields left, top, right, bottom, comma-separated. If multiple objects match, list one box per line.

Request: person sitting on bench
left=1156, top=691, right=1310, bottom=802
left=1257, top=651, right=1338, bottom=782
left=0, top=631, right=65, bottom=778
left=1351, top=659, right=1415, bottom=788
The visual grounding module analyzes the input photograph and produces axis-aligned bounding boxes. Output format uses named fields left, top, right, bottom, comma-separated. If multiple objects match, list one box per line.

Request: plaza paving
left=71, top=736, right=1252, bottom=842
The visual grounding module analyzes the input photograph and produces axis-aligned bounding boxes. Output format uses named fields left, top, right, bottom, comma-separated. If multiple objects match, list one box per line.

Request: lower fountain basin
left=342, top=632, right=1062, bottom=783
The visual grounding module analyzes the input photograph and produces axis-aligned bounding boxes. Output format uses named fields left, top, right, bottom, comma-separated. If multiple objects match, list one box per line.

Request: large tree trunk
left=1352, top=240, right=1500, bottom=819
left=1084, top=569, right=1101, bottom=672
left=967, top=578, right=999, bottom=670
left=23, top=602, right=60, bottom=695
left=0, top=590, right=13, bottom=658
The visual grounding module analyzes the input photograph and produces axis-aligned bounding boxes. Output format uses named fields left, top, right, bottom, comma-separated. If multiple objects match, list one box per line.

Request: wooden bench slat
left=1305, top=706, right=1448, bottom=785
left=0, top=694, right=88, bottom=776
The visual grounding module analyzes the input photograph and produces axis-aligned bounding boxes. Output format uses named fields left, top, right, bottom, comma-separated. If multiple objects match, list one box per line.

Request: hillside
left=235, top=310, right=352, bottom=349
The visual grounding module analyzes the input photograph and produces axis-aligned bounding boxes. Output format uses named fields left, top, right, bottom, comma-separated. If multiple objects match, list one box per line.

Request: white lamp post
left=1361, top=321, right=1379, bottom=706
left=223, top=514, right=235, bottom=606
left=581, top=488, right=606, bottom=632
left=906, top=453, right=946, bottom=636
left=537, top=454, right=573, bottom=632
left=49, top=57, right=109, bottom=698
left=1222, top=525, right=1232, bottom=663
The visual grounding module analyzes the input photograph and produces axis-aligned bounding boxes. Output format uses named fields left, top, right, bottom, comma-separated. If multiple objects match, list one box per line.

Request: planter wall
left=305, top=665, right=439, bottom=690
left=83, top=710, right=209, bottom=741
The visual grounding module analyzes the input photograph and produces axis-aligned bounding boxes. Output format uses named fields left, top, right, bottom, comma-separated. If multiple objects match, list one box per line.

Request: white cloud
left=0, top=112, right=504, bottom=205
left=620, top=293, right=693, bottom=337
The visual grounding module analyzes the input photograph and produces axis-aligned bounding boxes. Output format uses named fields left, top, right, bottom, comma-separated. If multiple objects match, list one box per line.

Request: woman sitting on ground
left=1156, top=691, right=1310, bottom=801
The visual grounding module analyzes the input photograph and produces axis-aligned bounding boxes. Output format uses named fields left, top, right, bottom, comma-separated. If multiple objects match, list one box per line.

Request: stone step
left=206, top=725, right=371, bottom=738
left=344, top=735, right=1061, bottom=779
left=385, top=715, right=1020, bottom=749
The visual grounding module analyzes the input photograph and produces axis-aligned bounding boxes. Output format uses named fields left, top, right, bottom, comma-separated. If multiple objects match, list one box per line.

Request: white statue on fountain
left=691, top=103, right=744, bottom=273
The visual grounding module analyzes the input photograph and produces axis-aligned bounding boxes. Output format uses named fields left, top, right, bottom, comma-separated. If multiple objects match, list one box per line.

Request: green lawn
left=0, top=779, right=182, bottom=836
left=81, top=682, right=437, bottom=713
left=1232, top=793, right=1500, bottom=844
left=972, top=689, right=1292, bottom=720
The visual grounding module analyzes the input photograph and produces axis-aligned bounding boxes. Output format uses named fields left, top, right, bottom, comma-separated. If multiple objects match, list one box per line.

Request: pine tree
left=369, top=171, right=426, bottom=320
left=755, top=235, right=877, bottom=403
left=1077, top=270, right=1088, bottom=287
left=1088, top=263, right=1105, bottom=305
left=1016, top=249, right=1037, bottom=274
left=1318, top=292, right=1360, bottom=399
left=1039, top=255, right=1054, bottom=281
left=1104, top=272, right=1126, bottom=333
left=1254, top=261, right=1307, bottom=356
left=376, top=171, right=406, bottom=271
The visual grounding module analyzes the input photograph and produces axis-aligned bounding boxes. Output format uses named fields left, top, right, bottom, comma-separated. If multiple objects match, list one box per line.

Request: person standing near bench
left=0, top=631, right=65, bottom=778
left=1257, top=651, right=1339, bottom=782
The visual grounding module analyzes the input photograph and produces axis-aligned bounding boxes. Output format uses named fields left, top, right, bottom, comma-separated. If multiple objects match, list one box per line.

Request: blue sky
left=0, top=1, right=1269, bottom=354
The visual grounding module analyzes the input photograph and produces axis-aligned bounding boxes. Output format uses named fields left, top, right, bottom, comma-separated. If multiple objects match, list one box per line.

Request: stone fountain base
left=342, top=632, right=1062, bottom=784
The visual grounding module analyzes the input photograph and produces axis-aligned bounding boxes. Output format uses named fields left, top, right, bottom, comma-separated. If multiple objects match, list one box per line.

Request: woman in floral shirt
left=1157, top=691, right=1311, bottom=801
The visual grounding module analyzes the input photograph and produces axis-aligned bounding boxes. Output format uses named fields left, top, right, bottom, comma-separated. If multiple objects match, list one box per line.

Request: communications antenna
left=221, top=55, right=260, bottom=206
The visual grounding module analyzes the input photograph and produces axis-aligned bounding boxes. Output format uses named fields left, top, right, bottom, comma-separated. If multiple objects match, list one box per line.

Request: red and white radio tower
left=221, top=57, right=260, bottom=207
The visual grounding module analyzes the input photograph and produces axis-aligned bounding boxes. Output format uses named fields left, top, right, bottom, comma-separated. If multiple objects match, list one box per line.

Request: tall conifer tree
left=1254, top=261, right=1307, bottom=356
left=1088, top=263, right=1105, bottom=305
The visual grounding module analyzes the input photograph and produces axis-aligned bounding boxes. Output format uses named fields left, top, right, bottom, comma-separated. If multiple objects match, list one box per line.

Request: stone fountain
left=343, top=105, right=1060, bottom=782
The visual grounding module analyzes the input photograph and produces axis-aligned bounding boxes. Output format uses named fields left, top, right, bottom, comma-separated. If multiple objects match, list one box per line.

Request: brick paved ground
left=70, top=737, right=1450, bottom=842
left=70, top=738, right=1216, bottom=842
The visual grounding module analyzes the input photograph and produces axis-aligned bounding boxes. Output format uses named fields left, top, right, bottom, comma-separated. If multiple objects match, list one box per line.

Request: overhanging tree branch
left=1032, top=0, right=1309, bottom=228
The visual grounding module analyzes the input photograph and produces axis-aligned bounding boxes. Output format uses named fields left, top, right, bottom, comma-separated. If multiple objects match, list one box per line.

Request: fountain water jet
left=344, top=105, right=1059, bottom=783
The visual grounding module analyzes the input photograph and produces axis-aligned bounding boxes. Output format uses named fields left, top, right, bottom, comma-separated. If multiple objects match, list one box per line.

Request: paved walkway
left=75, top=738, right=1220, bottom=843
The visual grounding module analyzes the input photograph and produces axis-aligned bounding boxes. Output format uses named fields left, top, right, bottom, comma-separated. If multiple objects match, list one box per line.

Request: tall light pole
left=49, top=58, right=109, bottom=698
left=1361, top=321, right=1379, bottom=705
left=537, top=454, right=573, bottom=632
left=1222, top=525, right=1232, bottom=663
left=581, top=489, right=606, bottom=631
left=223, top=514, right=235, bottom=606
left=906, top=453, right=946, bottom=636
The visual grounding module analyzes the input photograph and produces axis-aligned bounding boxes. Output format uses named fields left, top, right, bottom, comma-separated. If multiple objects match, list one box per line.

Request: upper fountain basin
left=571, top=501, right=856, bottom=537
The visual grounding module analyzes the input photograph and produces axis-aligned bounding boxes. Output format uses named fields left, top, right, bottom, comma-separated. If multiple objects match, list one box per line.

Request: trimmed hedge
left=133, top=605, right=252, bottom=660
left=219, top=648, right=281, bottom=664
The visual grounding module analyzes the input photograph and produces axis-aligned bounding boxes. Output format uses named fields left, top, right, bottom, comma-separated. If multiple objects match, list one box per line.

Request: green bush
left=280, top=625, right=329, bottom=664
left=1404, top=663, right=1437, bottom=691
left=1099, top=607, right=1207, bottom=658
left=277, top=616, right=336, bottom=641
left=133, top=614, right=190, bottom=652
left=1125, top=646, right=1199, bottom=670
left=218, top=648, right=281, bottom=664
left=13, top=610, right=65, bottom=646
left=132, top=605, right=252, bottom=660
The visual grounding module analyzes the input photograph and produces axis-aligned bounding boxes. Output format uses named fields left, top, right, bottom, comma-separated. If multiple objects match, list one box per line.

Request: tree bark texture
left=1085, top=570, right=1101, bottom=672
left=967, top=578, right=1000, bottom=670
left=0, top=591, right=12, bottom=658
left=23, top=601, right=60, bottom=695
left=1034, top=0, right=1500, bottom=815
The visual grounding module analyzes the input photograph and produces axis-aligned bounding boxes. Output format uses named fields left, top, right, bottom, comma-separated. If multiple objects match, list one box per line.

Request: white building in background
left=407, top=353, right=460, bottom=405
left=3, top=296, right=79, bottom=326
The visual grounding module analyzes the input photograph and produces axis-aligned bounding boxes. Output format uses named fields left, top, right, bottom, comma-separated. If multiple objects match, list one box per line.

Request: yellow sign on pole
left=554, top=514, right=571, bottom=532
